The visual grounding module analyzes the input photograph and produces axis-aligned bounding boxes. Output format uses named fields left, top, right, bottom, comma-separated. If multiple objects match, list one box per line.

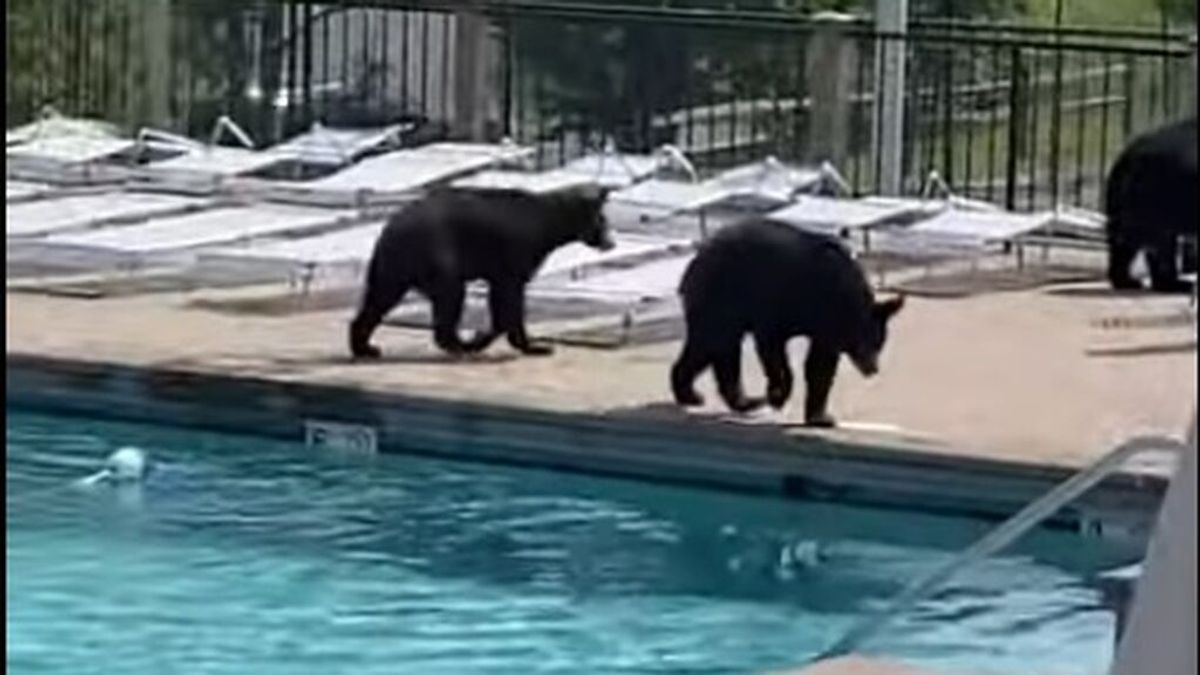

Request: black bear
left=670, top=219, right=904, bottom=427
left=349, top=186, right=614, bottom=359
left=1104, top=117, right=1197, bottom=293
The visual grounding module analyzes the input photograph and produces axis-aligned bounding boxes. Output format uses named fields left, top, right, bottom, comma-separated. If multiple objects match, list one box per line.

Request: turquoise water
left=7, top=411, right=1133, bottom=675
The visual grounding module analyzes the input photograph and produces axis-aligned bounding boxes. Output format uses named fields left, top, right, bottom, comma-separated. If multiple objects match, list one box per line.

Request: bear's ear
left=579, top=184, right=611, bottom=206
left=874, top=293, right=905, bottom=320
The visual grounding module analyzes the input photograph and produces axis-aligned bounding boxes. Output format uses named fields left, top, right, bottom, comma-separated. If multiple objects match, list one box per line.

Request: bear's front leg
left=490, top=281, right=553, bottom=356
left=670, top=338, right=708, bottom=407
left=802, top=342, right=840, bottom=428
left=430, top=282, right=473, bottom=357
left=349, top=276, right=411, bottom=359
left=753, top=331, right=793, bottom=410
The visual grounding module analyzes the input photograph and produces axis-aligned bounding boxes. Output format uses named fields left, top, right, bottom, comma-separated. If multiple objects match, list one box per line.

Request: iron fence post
left=1004, top=45, right=1023, bottom=211
left=874, top=0, right=908, bottom=196
left=143, top=0, right=171, bottom=128
left=452, top=0, right=499, bottom=140
left=804, top=11, right=859, bottom=170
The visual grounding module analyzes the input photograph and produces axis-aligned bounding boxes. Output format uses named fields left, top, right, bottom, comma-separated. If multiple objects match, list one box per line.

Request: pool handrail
left=812, top=431, right=1191, bottom=662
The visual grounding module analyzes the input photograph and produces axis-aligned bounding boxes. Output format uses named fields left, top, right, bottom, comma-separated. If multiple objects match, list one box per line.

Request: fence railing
left=6, top=1, right=1196, bottom=212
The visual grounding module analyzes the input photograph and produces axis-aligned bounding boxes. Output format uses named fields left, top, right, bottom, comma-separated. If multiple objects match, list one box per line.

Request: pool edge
left=6, top=351, right=1166, bottom=537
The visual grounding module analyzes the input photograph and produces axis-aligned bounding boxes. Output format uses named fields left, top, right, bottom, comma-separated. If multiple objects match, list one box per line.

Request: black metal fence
left=892, top=27, right=1196, bottom=211
left=6, top=1, right=1196, bottom=211
left=6, top=1, right=462, bottom=141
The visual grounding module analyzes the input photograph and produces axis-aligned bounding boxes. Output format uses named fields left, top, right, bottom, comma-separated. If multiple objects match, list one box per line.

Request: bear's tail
left=358, top=250, right=382, bottom=305
left=1103, top=152, right=1132, bottom=237
left=677, top=256, right=704, bottom=310
left=1102, top=153, right=1144, bottom=289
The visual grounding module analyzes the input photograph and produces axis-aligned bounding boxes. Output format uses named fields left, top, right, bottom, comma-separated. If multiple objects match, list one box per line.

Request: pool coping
left=6, top=351, right=1167, bottom=540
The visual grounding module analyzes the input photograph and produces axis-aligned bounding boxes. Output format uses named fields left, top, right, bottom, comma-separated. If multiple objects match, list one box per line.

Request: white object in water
left=78, top=446, right=150, bottom=486
left=105, top=447, right=149, bottom=482
left=784, top=540, right=824, bottom=569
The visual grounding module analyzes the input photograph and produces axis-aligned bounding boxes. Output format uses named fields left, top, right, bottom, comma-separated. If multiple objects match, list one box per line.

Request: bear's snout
left=591, top=232, right=616, bottom=251
left=850, top=353, right=879, bottom=377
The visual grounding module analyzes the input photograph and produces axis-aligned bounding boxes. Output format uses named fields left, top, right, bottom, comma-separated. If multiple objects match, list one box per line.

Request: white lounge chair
left=766, top=194, right=935, bottom=252
left=604, top=158, right=848, bottom=238
left=555, top=141, right=696, bottom=189
left=236, top=141, right=536, bottom=208
left=708, top=156, right=835, bottom=206
left=264, top=121, right=418, bottom=167
left=536, top=233, right=693, bottom=282
left=132, top=117, right=420, bottom=194
left=5, top=180, right=57, bottom=203
left=194, top=221, right=387, bottom=293
left=385, top=247, right=694, bottom=344
left=865, top=172, right=1097, bottom=264
left=450, top=168, right=597, bottom=194
left=531, top=252, right=693, bottom=304
left=6, top=134, right=139, bottom=185
left=605, top=179, right=742, bottom=231
left=520, top=252, right=695, bottom=347
left=17, top=203, right=360, bottom=272
left=863, top=204, right=1104, bottom=291
left=6, top=191, right=210, bottom=239
left=451, top=141, right=711, bottom=196
left=558, top=152, right=664, bottom=190
left=6, top=108, right=122, bottom=147
left=198, top=224, right=688, bottom=297
left=1018, top=205, right=1107, bottom=249
left=130, top=117, right=295, bottom=195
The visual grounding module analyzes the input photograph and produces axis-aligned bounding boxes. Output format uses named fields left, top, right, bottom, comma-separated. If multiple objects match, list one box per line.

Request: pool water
left=7, top=411, right=1134, bottom=675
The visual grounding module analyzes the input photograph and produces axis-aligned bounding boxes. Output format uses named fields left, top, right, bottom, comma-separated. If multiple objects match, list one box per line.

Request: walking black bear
left=671, top=219, right=904, bottom=427
left=1105, top=117, right=1197, bottom=293
left=349, top=187, right=613, bottom=359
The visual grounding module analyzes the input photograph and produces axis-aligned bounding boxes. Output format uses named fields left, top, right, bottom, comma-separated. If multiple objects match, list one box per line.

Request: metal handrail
left=813, top=433, right=1190, bottom=662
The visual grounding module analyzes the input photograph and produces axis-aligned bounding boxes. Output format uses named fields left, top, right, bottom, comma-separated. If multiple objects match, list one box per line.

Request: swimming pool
left=7, top=410, right=1134, bottom=675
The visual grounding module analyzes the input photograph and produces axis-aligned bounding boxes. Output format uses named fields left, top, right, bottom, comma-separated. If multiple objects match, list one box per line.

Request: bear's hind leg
left=712, top=341, right=765, bottom=414
left=803, top=341, right=840, bottom=428
left=1147, top=235, right=1192, bottom=294
left=1106, top=225, right=1143, bottom=291
left=349, top=278, right=410, bottom=359
left=753, top=332, right=793, bottom=410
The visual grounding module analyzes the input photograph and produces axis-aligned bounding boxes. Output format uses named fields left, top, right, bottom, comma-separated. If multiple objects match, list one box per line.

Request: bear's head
left=556, top=186, right=615, bottom=251
left=845, top=294, right=905, bottom=377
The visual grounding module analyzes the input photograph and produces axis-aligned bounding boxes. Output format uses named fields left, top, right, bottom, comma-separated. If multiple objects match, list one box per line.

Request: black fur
left=349, top=187, right=613, bottom=358
left=671, top=220, right=904, bottom=427
left=1104, top=117, right=1197, bottom=293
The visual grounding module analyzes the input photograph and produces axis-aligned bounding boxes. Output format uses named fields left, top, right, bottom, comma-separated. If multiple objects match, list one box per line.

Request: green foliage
left=6, top=0, right=141, bottom=125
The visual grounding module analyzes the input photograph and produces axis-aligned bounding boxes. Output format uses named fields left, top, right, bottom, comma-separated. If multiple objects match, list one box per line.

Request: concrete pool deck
left=5, top=279, right=1195, bottom=525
